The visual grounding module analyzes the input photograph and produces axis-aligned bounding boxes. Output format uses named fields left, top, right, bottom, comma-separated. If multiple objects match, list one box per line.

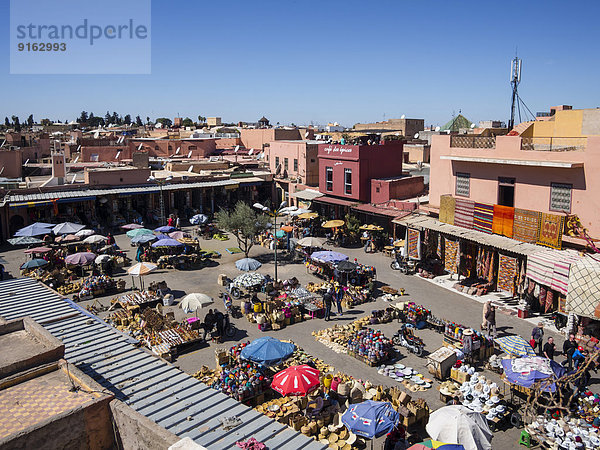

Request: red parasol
left=271, top=365, right=320, bottom=397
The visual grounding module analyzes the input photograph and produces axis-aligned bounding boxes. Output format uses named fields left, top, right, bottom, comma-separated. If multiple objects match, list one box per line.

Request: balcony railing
left=450, top=135, right=496, bottom=149
left=521, top=137, right=586, bottom=152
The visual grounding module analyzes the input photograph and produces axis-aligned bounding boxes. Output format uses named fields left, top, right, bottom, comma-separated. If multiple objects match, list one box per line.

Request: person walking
left=333, top=283, right=343, bottom=316
left=175, top=215, right=181, bottom=229
left=563, top=333, right=578, bottom=370
left=543, top=337, right=556, bottom=360
left=482, top=301, right=496, bottom=337
left=531, top=322, right=544, bottom=356
left=167, top=215, right=174, bottom=227
left=323, top=289, right=333, bottom=321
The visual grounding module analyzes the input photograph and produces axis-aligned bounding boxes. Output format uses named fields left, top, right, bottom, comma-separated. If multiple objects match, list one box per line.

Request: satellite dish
left=400, top=114, right=406, bottom=119
left=115, top=151, right=121, bottom=160
left=71, top=174, right=77, bottom=184
left=414, top=133, right=419, bottom=139
left=187, top=151, right=192, bottom=158
left=94, top=131, right=99, bottom=139
left=77, top=145, right=81, bottom=151
left=305, top=131, right=309, bottom=138
left=175, top=147, right=180, bottom=154
left=73, top=155, right=79, bottom=164
left=138, top=143, right=143, bottom=150
left=435, top=126, right=441, bottom=132
left=188, top=166, right=194, bottom=172
left=248, top=149, right=254, bottom=155
left=470, top=123, right=476, bottom=129
left=24, top=159, right=30, bottom=165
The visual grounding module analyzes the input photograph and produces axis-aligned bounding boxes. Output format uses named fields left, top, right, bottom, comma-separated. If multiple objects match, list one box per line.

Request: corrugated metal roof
left=0, top=278, right=324, bottom=450
left=0, top=178, right=262, bottom=206
left=393, top=214, right=541, bottom=256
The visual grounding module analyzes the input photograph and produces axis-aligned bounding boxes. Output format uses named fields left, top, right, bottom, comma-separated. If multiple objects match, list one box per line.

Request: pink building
left=266, top=140, right=319, bottom=206
left=239, top=128, right=303, bottom=151
left=429, top=132, right=600, bottom=240
left=317, top=141, right=404, bottom=203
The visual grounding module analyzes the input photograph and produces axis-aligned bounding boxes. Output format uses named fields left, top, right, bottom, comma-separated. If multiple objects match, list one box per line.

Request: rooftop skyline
left=2, top=0, right=600, bottom=127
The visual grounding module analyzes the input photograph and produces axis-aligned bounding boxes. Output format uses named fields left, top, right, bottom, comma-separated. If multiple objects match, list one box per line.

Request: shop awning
left=313, top=195, right=358, bottom=208
left=352, top=203, right=413, bottom=220
left=0, top=179, right=241, bottom=207
left=293, top=189, right=324, bottom=201
left=393, top=214, right=541, bottom=256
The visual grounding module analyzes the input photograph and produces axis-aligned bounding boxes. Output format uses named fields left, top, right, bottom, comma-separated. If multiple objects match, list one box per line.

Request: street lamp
left=147, top=175, right=173, bottom=225
left=254, top=201, right=287, bottom=281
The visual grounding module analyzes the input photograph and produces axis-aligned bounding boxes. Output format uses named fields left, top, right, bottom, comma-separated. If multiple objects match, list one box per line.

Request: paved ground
left=0, top=227, right=585, bottom=449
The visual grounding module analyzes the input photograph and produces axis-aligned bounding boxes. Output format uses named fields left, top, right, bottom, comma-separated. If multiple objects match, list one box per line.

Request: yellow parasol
left=298, top=212, right=319, bottom=220
left=177, top=238, right=197, bottom=245
left=359, top=224, right=384, bottom=231
left=322, top=220, right=345, bottom=229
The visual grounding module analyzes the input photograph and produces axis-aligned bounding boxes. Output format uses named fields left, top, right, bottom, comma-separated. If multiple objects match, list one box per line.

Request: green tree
left=146, top=116, right=150, bottom=124
left=155, top=117, right=172, bottom=128
left=182, top=117, right=194, bottom=128
left=135, top=115, right=143, bottom=126
left=105, top=111, right=112, bottom=124
left=27, top=114, right=34, bottom=126
left=4, top=117, right=10, bottom=127
left=216, top=202, right=269, bottom=258
left=344, top=213, right=361, bottom=239
left=12, top=116, right=21, bottom=132
left=197, top=115, right=206, bottom=123
left=41, top=118, right=51, bottom=126
left=79, top=111, right=88, bottom=123
left=124, top=114, right=132, bottom=125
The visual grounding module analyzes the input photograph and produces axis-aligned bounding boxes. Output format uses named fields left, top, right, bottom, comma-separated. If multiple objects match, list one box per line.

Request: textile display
left=453, top=198, right=475, bottom=229
left=539, top=286, right=548, bottom=312
left=407, top=228, right=420, bottom=260
left=537, top=213, right=565, bottom=249
left=444, top=239, right=459, bottom=274
left=436, top=234, right=442, bottom=259
left=439, top=195, right=455, bottom=225
left=513, top=209, right=540, bottom=243
left=566, top=256, right=600, bottom=319
left=545, top=289, right=554, bottom=314
left=498, top=254, right=517, bottom=294
left=492, top=205, right=515, bottom=238
left=526, top=249, right=582, bottom=295
left=473, top=202, right=494, bottom=234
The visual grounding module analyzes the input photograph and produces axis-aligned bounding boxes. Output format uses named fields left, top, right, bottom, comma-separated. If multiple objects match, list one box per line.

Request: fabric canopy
left=235, top=258, right=262, bottom=271
left=426, top=406, right=492, bottom=450
left=527, top=249, right=582, bottom=295
left=341, top=401, right=400, bottom=439
left=241, top=337, right=295, bottom=366
left=271, top=365, right=320, bottom=397
left=501, top=356, right=566, bottom=392
left=566, top=256, right=600, bottom=319
left=311, top=250, right=348, bottom=263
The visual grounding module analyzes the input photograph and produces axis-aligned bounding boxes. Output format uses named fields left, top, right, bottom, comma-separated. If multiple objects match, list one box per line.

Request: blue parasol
left=52, top=222, right=85, bottom=235
left=15, top=222, right=54, bottom=237
left=235, top=258, right=262, bottom=271
left=155, top=225, right=176, bottom=233
left=21, top=258, right=49, bottom=270
left=311, top=250, right=349, bottom=263
left=152, top=238, right=184, bottom=247
left=8, top=236, right=44, bottom=246
left=131, top=234, right=157, bottom=245
left=126, top=228, right=154, bottom=238
left=240, top=337, right=295, bottom=366
left=341, top=400, right=400, bottom=439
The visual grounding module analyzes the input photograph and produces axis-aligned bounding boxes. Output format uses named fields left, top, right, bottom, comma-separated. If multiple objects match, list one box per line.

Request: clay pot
left=301, top=425, right=311, bottom=435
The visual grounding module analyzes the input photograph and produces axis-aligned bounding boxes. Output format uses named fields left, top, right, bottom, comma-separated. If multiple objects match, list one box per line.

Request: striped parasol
left=495, top=335, right=536, bottom=357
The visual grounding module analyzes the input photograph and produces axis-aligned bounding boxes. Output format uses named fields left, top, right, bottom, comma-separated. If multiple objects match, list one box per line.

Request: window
left=455, top=172, right=470, bottom=197
left=293, top=158, right=298, bottom=172
left=326, top=167, right=333, bottom=191
left=310, top=158, right=316, bottom=163
left=344, top=168, right=352, bottom=194
left=275, top=156, right=280, bottom=168
left=376, top=187, right=380, bottom=193
left=498, top=177, right=515, bottom=207
left=284, top=158, right=289, bottom=171
left=550, top=183, right=572, bottom=212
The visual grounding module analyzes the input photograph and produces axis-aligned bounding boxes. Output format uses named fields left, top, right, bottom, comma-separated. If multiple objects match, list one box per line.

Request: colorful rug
left=439, top=195, right=455, bottom=225
left=566, top=257, right=600, bottom=318
left=550, top=250, right=582, bottom=295
left=537, top=213, right=565, bottom=249
left=498, top=254, right=517, bottom=294
left=492, top=205, right=515, bottom=238
left=407, top=228, right=420, bottom=259
left=513, top=209, right=540, bottom=243
left=454, top=198, right=474, bottom=229
left=473, top=202, right=494, bottom=234
left=444, top=239, right=459, bottom=274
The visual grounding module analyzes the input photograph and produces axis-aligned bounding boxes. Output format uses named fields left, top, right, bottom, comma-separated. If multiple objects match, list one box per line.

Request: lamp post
left=254, top=201, right=287, bottom=281
left=147, top=175, right=173, bottom=225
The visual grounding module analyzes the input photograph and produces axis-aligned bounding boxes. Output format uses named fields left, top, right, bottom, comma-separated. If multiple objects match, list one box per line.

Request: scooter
left=220, top=292, right=241, bottom=319
left=393, top=324, right=425, bottom=356
left=201, top=312, right=237, bottom=340
left=390, top=254, right=414, bottom=274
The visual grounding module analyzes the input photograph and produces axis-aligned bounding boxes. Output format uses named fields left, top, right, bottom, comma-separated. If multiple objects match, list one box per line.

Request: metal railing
left=521, top=137, right=586, bottom=152
left=450, top=135, right=496, bottom=148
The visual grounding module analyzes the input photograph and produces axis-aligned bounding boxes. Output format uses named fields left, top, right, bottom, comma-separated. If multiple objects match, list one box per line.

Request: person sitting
left=203, top=309, right=216, bottom=336
left=214, top=310, right=225, bottom=341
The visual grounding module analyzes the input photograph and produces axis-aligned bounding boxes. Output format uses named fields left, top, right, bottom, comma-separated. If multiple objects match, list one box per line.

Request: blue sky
left=2, top=0, right=600, bottom=127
